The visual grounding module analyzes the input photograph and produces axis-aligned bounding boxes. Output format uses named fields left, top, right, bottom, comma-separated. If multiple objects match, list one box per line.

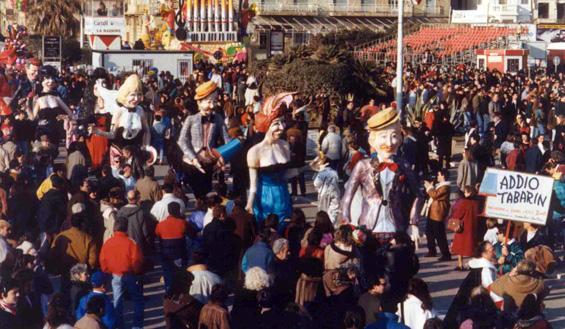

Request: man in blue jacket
left=76, top=271, right=116, bottom=329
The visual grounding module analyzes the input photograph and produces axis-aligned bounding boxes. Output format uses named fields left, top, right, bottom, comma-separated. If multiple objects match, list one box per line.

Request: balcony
left=324, top=4, right=402, bottom=16
left=253, top=2, right=320, bottom=15
left=250, top=0, right=441, bottom=17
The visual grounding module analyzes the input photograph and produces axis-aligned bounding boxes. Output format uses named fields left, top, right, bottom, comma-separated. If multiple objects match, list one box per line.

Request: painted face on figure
left=125, top=91, right=142, bottom=108
left=368, top=122, right=402, bottom=161
left=42, top=77, right=56, bottom=91
left=26, top=64, right=39, bottom=82
left=268, top=117, right=285, bottom=140
left=198, top=91, right=218, bottom=116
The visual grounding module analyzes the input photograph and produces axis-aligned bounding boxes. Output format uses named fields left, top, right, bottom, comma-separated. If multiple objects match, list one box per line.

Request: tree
left=26, top=0, right=81, bottom=38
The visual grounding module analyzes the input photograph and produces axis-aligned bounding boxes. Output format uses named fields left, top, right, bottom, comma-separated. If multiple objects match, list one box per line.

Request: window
left=293, top=32, right=310, bottom=45
left=507, top=58, right=520, bottom=72
left=259, top=32, right=268, bottom=49
left=521, top=0, right=528, bottom=4
left=132, top=59, right=153, bottom=75
left=538, top=3, right=549, bottom=18
left=499, top=0, right=506, bottom=5
left=177, top=59, right=192, bottom=82
left=558, top=3, right=565, bottom=20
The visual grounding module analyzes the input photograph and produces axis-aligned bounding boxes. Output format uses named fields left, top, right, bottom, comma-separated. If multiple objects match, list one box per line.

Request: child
left=312, top=154, right=341, bottom=225
left=151, top=111, right=168, bottom=164
left=76, top=271, right=117, bottom=329
left=483, top=218, right=499, bottom=245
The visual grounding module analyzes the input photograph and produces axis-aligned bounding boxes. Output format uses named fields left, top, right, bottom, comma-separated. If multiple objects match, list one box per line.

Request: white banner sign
left=84, top=17, right=126, bottom=35
left=479, top=168, right=554, bottom=225
left=451, top=10, right=488, bottom=24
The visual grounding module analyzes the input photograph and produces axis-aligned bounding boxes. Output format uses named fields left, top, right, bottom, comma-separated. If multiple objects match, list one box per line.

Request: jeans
left=111, top=274, right=144, bottom=328
left=476, top=113, right=490, bottom=137
left=161, top=257, right=184, bottom=293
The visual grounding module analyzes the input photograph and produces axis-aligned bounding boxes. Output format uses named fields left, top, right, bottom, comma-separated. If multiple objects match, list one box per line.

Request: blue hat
left=90, top=271, right=106, bottom=288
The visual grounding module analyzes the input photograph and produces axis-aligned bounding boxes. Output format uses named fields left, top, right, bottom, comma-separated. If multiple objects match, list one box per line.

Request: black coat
left=37, top=189, right=68, bottom=234
left=520, top=230, right=548, bottom=252
left=202, top=219, right=241, bottom=276
left=443, top=268, right=482, bottom=329
left=0, top=309, right=19, bottom=329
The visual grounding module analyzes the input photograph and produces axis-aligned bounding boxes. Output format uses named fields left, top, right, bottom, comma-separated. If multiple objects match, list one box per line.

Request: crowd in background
left=0, top=40, right=561, bottom=329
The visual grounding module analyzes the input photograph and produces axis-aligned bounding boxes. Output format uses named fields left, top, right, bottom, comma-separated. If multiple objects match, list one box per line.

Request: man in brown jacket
left=49, top=209, right=98, bottom=292
left=489, top=260, right=548, bottom=312
left=424, top=169, right=452, bottom=261
left=134, top=165, right=161, bottom=211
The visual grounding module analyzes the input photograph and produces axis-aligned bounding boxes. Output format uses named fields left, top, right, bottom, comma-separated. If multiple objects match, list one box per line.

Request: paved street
left=114, top=136, right=565, bottom=328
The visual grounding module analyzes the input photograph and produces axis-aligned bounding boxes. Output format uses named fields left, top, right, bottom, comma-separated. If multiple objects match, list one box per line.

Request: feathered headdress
left=254, top=92, right=295, bottom=133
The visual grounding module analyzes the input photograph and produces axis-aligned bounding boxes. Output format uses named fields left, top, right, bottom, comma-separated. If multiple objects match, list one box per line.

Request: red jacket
left=100, top=232, right=144, bottom=275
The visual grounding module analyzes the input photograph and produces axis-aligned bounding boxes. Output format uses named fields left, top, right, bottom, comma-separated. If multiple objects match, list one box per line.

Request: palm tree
left=26, top=0, right=82, bottom=38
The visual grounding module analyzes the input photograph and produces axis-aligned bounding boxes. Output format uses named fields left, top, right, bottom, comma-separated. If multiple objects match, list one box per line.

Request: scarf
left=0, top=300, right=16, bottom=316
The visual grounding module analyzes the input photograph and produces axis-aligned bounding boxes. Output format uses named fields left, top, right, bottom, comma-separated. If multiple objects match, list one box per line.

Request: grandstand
left=354, top=25, right=526, bottom=66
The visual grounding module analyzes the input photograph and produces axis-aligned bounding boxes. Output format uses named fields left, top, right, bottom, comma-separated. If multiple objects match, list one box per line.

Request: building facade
left=247, top=0, right=450, bottom=58
left=451, top=0, right=533, bottom=24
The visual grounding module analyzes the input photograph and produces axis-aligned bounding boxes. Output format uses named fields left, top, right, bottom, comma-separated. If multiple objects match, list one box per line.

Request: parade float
left=86, top=0, right=249, bottom=77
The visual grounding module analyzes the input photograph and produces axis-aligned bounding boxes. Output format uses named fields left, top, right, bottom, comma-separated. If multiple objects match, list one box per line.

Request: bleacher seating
left=355, top=25, right=522, bottom=64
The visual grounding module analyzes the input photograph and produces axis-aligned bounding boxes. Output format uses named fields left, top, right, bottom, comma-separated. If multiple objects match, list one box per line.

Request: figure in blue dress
left=246, top=92, right=295, bottom=232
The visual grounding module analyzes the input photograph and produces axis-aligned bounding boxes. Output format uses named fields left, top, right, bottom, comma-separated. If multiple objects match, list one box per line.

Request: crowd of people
left=0, top=42, right=561, bottom=329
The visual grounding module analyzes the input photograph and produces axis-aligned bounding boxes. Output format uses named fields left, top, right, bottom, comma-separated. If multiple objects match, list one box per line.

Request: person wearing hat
left=75, top=271, right=117, bottom=329
left=340, top=108, right=421, bottom=241
left=245, top=92, right=295, bottom=231
left=177, top=80, right=229, bottom=199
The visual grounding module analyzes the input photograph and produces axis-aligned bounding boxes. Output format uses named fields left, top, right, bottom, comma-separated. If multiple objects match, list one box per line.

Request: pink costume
left=340, top=157, right=422, bottom=234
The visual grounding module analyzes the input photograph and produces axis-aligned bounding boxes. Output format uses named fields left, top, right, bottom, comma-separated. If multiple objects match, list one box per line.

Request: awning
left=249, top=15, right=447, bottom=33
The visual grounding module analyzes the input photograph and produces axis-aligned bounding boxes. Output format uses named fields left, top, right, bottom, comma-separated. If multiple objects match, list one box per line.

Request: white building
left=451, top=0, right=533, bottom=24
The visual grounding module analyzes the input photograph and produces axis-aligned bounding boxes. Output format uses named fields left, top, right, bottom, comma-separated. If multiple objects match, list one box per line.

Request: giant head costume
left=194, top=81, right=219, bottom=116
left=367, top=107, right=402, bottom=162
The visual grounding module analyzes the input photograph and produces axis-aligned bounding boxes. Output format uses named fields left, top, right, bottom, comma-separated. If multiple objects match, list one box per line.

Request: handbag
left=447, top=217, right=464, bottom=233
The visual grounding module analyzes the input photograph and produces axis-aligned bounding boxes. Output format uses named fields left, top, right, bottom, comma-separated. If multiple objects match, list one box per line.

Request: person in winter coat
left=321, top=125, right=342, bottom=171
left=456, top=150, right=478, bottom=193
left=117, top=190, right=152, bottom=256
left=49, top=212, right=98, bottom=276
left=0, top=278, right=20, bottom=329
left=288, top=127, right=307, bottom=197
left=202, top=205, right=240, bottom=277
left=75, top=294, right=107, bottom=329
left=76, top=271, right=116, bottom=329
left=450, top=186, right=481, bottom=270
left=37, top=175, right=68, bottom=255
left=489, top=260, right=548, bottom=313
left=424, top=169, right=451, bottom=260
left=312, top=155, right=341, bottom=224
left=155, top=202, right=188, bottom=293
left=69, top=264, right=91, bottom=315
left=163, top=271, right=203, bottom=329
left=494, top=223, right=524, bottom=275
left=100, top=189, right=121, bottom=243
left=241, top=228, right=274, bottom=273
left=513, top=294, right=552, bottom=329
